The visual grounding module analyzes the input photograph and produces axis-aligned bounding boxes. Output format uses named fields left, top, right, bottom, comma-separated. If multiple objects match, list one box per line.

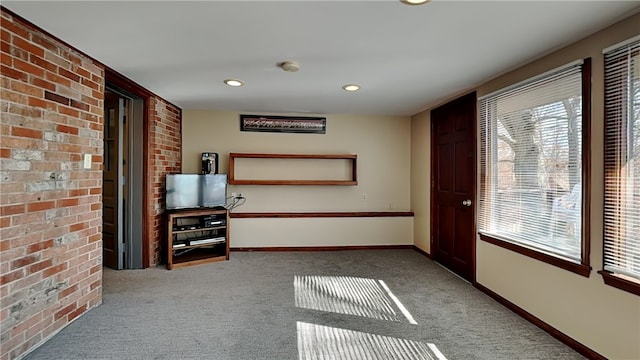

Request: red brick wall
left=0, top=10, right=103, bottom=360
left=1, top=8, right=182, bottom=358
left=147, top=98, right=181, bottom=266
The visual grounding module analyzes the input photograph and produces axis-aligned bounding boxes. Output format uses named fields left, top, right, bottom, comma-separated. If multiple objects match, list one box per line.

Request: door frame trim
left=430, top=91, right=477, bottom=283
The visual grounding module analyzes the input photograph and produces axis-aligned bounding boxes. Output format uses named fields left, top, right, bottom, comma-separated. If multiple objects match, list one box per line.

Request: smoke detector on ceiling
left=280, top=61, right=300, bottom=72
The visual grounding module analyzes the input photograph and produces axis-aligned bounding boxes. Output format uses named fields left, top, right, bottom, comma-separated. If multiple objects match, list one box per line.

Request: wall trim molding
left=474, top=282, right=606, bottom=360
left=230, top=211, right=414, bottom=218
left=412, top=245, right=432, bottom=259
left=231, top=245, right=431, bottom=258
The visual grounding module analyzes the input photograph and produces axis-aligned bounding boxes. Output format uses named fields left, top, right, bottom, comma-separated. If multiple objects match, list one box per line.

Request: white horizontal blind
left=479, top=61, right=584, bottom=262
left=603, top=37, right=640, bottom=281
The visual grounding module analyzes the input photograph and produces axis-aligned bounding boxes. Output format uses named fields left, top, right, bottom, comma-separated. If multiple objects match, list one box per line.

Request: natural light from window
left=294, top=275, right=417, bottom=324
left=603, top=37, right=640, bottom=289
left=297, top=322, right=447, bottom=360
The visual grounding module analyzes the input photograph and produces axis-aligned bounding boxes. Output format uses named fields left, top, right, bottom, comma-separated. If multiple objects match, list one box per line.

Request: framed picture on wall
left=240, top=115, right=326, bottom=134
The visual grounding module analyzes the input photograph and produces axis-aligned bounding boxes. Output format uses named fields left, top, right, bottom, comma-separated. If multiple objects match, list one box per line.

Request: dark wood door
left=103, top=91, right=122, bottom=269
left=431, top=92, right=476, bottom=282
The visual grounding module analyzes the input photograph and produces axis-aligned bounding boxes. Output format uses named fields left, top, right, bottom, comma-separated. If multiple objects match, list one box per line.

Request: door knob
left=462, top=199, right=472, bottom=206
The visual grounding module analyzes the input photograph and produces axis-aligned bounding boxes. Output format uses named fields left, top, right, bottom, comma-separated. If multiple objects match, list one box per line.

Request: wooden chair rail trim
left=229, top=153, right=357, bottom=159
left=229, top=211, right=414, bottom=218
left=229, top=180, right=357, bottom=186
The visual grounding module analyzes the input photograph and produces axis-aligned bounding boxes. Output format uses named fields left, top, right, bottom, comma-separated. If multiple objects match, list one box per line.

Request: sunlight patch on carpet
left=294, top=275, right=416, bottom=324
left=297, top=322, right=447, bottom=360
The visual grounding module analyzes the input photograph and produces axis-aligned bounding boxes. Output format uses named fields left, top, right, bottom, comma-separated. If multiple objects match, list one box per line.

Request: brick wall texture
left=0, top=10, right=104, bottom=360
left=147, top=98, right=181, bottom=266
left=0, top=9, right=181, bottom=359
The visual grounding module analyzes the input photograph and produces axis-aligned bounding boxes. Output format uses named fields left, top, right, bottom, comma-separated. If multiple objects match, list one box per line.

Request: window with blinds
left=479, top=60, right=589, bottom=269
left=603, top=36, right=640, bottom=295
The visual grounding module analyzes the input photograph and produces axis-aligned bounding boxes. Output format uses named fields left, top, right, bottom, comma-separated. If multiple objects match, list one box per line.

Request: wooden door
left=431, top=92, right=476, bottom=282
left=103, top=91, right=122, bottom=269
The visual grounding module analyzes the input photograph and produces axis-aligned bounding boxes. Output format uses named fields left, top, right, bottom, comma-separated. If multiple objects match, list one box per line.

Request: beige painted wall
left=411, top=13, right=640, bottom=359
left=231, top=217, right=413, bottom=248
left=411, top=111, right=431, bottom=252
left=182, top=111, right=413, bottom=246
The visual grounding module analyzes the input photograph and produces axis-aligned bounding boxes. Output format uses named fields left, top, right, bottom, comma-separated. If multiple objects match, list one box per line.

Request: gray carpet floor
left=24, top=250, right=585, bottom=360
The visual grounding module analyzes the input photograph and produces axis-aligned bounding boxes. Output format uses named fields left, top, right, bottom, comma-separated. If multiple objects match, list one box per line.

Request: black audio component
left=173, top=225, right=199, bottom=231
left=201, top=215, right=226, bottom=228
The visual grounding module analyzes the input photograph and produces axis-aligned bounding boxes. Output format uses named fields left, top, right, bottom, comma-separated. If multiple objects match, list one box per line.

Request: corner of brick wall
left=147, top=98, right=181, bottom=266
left=1, top=10, right=103, bottom=359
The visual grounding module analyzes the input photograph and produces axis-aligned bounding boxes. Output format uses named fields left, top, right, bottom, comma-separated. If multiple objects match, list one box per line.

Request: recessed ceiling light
left=342, top=84, right=361, bottom=92
left=224, top=79, right=244, bottom=87
left=400, top=0, right=430, bottom=5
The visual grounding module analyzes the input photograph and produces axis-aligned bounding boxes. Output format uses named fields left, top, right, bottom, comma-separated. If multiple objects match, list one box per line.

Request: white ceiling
left=3, top=1, right=640, bottom=116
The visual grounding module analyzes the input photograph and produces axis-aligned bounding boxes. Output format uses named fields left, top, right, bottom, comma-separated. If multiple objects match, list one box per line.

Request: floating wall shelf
left=229, top=153, right=357, bottom=186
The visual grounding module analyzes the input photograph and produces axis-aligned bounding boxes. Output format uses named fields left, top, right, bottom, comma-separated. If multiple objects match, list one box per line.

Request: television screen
left=166, top=174, right=227, bottom=210
left=201, top=174, right=227, bottom=208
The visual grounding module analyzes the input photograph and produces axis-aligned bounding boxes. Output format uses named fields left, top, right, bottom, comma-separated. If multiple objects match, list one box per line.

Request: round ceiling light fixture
left=280, top=61, right=301, bottom=72
left=224, top=79, right=244, bottom=87
left=400, top=0, right=430, bottom=5
left=342, top=84, right=361, bottom=92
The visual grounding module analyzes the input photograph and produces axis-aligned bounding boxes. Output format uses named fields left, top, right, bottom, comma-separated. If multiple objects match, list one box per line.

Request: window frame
left=478, top=58, right=592, bottom=277
left=600, top=37, right=640, bottom=296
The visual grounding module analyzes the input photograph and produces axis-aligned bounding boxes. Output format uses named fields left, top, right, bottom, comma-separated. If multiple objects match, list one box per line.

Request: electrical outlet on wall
left=83, top=154, right=92, bottom=169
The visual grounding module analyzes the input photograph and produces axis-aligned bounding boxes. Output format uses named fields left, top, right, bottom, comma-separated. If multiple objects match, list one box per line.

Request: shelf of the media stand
left=171, top=226, right=226, bottom=234
left=172, top=240, right=226, bottom=251
left=171, top=253, right=227, bottom=269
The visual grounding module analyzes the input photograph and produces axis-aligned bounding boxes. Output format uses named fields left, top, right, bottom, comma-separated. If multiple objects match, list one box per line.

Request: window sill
left=479, top=233, right=591, bottom=277
left=599, top=271, right=640, bottom=296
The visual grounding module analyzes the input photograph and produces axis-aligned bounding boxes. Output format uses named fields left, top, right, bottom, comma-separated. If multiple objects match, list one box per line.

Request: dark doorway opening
left=102, top=87, right=144, bottom=269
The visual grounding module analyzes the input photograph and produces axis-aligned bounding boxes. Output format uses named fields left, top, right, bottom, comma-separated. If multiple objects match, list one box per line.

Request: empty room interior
left=1, top=1, right=639, bottom=360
